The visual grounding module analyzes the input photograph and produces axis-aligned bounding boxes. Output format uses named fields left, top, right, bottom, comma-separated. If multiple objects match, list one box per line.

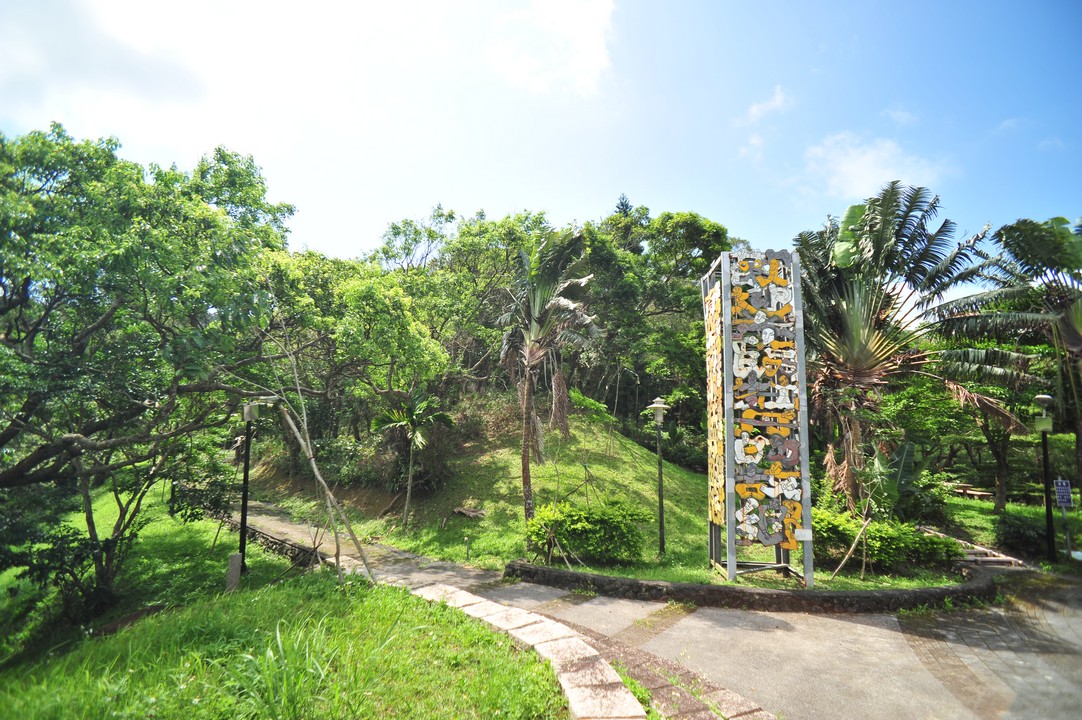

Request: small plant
left=526, top=501, right=651, bottom=565
left=994, top=512, right=1045, bottom=555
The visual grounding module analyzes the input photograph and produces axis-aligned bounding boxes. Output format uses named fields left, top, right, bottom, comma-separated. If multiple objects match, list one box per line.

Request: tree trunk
left=521, top=374, right=536, bottom=521
left=550, top=370, right=569, bottom=438
left=978, top=420, right=1009, bottom=513
left=402, top=445, right=415, bottom=532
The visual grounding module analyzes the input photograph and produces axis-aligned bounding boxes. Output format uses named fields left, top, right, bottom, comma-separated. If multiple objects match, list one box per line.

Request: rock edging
left=412, top=583, right=647, bottom=720
left=504, top=560, right=999, bottom=613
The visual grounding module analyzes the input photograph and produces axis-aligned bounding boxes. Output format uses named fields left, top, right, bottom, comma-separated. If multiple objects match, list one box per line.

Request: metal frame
left=702, top=250, right=814, bottom=587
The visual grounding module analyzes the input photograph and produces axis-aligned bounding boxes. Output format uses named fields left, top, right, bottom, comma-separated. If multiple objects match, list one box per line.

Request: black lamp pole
left=238, top=403, right=256, bottom=573
left=1036, top=395, right=1056, bottom=563
left=647, top=398, right=670, bottom=555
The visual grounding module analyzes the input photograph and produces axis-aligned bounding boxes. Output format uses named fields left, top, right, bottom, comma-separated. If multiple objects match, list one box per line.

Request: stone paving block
left=458, top=599, right=507, bottom=619
left=564, top=682, right=646, bottom=719
left=483, top=606, right=543, bottom=631
left=668, top=710, right=721, bottom=720
left=412, top=583, right=457, bottom=602
left=509, top=618, right=578, bottom=647
left=557, top=656, right=623, bottom=690
left=533, top=636, right=601, bottom=670
left=437, top=588, right=486, bottom=609
left=633, top=668, right=673, bottom=691
left=700, top=688, right=761, bottom=718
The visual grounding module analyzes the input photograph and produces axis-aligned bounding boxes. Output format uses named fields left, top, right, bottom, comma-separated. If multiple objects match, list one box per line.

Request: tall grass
left=0, top=572, right=568, bottom=719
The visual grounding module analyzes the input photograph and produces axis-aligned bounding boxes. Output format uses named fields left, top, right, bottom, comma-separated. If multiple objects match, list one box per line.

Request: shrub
left=994, top=512, right=1045, bottom=556
left=811, top=509, right=961, bottom=572
left=893, top=470, right=952, bottom=524
left=526, top=501, right=652, bottom=565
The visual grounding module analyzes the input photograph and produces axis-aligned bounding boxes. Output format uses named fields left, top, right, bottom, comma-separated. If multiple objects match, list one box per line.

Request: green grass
left=251, top=405, right=964, bottom=590
left=939, top=494, right=1082, bottom=576
left=1, top=492, right=296, bottom=668
left=0, top=572, right=568, bottom=719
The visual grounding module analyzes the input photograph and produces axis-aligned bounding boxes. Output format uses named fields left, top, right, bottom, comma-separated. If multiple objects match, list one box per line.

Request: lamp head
left=646, top=397, right=670, bottom=425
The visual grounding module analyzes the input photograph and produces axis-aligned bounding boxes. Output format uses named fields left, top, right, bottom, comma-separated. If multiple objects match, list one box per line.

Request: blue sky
left=2, top=0, right=1079, bottom=257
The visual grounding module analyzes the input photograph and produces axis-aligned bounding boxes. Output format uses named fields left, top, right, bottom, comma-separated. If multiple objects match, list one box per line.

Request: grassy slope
left=0, top=574, right=567, bottom=720
left=1, top=495, right=568, bottom=720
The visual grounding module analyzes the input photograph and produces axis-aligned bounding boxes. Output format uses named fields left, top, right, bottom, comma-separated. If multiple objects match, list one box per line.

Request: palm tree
left=795, top=182, right=1001, bottom=509
left=500, top=231, right=595, bottom=521
left=938, top=216, right=1082, bottom=481
left=371, top=389, right=454, bottom=532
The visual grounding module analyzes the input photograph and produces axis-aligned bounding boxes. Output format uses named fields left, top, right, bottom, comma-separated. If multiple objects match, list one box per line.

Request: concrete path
left=237, top=503, right=1082, bottom=720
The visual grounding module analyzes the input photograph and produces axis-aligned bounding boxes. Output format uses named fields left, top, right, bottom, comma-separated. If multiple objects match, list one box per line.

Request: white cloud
left=994, top=118, right=1021, bottom=133
left=1039, top=136, right=1067, bottom=151
left=743, top=85, right=787, bottom=123
left=802, top=132, right=948, bottom=199
left=882, top=107, right=916, bottom=126
left=738, top=132, right=764, bottom=160
left=484, top=0, right=614, bottom=96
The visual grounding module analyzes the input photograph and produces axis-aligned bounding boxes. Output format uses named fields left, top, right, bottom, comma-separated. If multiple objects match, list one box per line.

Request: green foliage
left=811, top=509, right=962, bottom=572
left=994, top=512, right=1047, bottom=555
left=894, top=471, right=953, bottom=524
left=0, top=124, right=290, bottom=609
left=0, top=574, right=567, bottom=720
left=569, top=387, right=611, bottom=423
left=527, top=501, right=652, bottom=565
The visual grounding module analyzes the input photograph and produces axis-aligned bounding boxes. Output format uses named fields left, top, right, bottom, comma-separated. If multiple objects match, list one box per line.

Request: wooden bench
left=953, top=486, right=994, bottom=501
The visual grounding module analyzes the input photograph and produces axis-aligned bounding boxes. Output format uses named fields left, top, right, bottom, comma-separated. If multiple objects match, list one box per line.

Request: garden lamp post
left=1035, top=394, right=1056, bottom=562
left=647, top=397, right=670, bottom=555
left=238, top=401, right=259, bottom=573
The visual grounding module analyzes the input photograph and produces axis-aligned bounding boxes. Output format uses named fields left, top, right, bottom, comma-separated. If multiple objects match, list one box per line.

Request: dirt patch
left=250, top=461, right=401, bottom=517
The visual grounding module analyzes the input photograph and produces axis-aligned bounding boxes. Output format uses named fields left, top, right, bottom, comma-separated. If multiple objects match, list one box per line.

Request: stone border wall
left=217, top=515, right=321, bottom=568
left=504, top=560, right=998, bottom=613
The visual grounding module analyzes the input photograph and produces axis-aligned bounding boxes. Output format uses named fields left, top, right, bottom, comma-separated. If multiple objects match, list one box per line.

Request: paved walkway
left=237, top=503, right=1082, bottom=720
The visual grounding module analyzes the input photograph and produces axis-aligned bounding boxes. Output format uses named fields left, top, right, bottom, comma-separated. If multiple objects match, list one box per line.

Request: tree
left=500, top=230, right=595, bottom=520
left=0, top=125, right=291, bottom=616
left=794, top=182, right=1001, bottom=509
left=371, top=389, right=454, bottom=532
left=938, top=216, right=1082, bottom=480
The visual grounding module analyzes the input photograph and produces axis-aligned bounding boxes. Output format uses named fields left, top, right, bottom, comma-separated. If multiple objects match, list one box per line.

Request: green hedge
left=811, top=509, right=961, bottom=572
left=526, top=501, right=652, bottom=565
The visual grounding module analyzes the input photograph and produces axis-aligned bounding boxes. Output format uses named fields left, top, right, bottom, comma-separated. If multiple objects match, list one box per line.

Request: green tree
left=0, top=125, right=291, bottom=616
left=794, top=182, right=1001, bottom=509
left=938, top=216, right=1082, bottom=480
left=371, top=389, right=454, bottom=532
left=500, top=231, right=595, bottom=520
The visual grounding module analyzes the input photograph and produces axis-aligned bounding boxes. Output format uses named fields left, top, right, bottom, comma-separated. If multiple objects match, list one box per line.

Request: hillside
left=253, top=398, right=719, bottom=583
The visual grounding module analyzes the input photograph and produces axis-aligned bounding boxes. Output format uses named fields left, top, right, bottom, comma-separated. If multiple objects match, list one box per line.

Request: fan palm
left=796, top=182, right=1002, bottom=508
left=937, top=216, right=1082, bottom=479
left=499, top=231, right=595, bottom=520
left=371, top=389, right=454, bottom=532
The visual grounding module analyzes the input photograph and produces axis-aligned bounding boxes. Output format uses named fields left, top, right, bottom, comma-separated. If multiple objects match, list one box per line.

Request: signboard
left=701, top=250, right=814, bottom=586
left=1055, top=477, right=1074, bottom=508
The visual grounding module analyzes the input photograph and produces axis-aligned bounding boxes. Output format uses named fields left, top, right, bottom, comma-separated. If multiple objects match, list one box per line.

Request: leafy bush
left=811, top=509, right=961, bottom=572
left=569, top=387, right=612, bottom=423
left=994, top=512, right=1046, bottom=556
left=893, top=470, right=953, bottom=524
left=527, top=501, right=652, bottom=565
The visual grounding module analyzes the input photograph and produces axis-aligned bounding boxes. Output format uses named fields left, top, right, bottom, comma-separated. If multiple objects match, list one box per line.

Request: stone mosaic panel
left=703, top=250, right=812, bottom=558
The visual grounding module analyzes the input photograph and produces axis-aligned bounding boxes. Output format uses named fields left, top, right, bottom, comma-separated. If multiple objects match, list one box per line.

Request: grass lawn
left=0, top=573, right=568, bottom=720
left=250, top=403, right=964, bottom=590
left=1, top=493, right=569, bottom=720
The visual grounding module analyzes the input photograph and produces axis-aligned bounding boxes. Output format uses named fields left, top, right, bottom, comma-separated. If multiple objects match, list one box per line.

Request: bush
left=994, top=512, right=1046, bottom=556
left=893, top=470, right=952, bottom=524
left=811, top=509, right=961, bottom=572
left=526, top=501, right=652, bottom=565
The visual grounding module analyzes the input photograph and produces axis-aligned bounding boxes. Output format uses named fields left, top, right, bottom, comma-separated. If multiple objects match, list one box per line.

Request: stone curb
left=504, top=560, right=1000, bottom=613
left=410, top=582, right=647, bottom=720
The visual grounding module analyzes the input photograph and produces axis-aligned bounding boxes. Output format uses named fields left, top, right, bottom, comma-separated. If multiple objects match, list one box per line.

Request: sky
left=2, top=0, right=1080, bottom=258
